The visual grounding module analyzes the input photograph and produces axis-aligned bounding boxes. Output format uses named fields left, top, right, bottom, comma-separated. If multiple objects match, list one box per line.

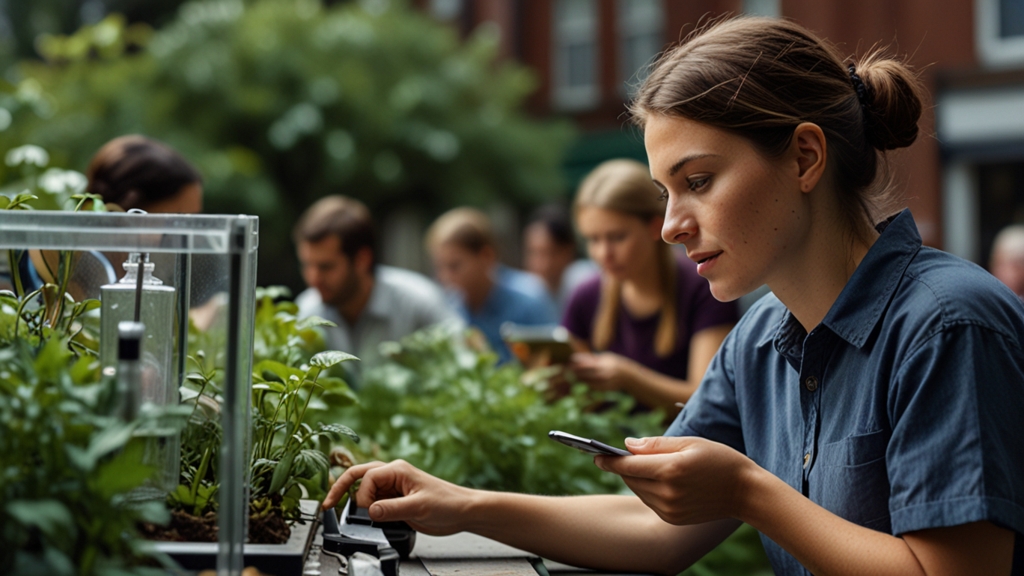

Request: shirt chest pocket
left=813, top=429, right=892, bottom=532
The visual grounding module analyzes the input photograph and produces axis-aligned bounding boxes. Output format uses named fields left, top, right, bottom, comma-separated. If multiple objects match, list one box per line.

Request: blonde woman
left=562, top=158, right=738, bottom=411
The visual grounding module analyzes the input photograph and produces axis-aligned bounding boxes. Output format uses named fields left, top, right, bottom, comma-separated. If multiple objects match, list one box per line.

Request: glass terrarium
left=0, top=210, right=258, bottom=574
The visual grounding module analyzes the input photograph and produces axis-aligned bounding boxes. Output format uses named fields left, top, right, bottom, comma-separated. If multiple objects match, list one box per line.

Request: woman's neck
left=770, top=213, right=878, bottom=333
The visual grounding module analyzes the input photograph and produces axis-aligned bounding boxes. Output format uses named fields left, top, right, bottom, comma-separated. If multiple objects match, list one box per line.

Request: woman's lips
left=695, top=252, right=722, bottom=275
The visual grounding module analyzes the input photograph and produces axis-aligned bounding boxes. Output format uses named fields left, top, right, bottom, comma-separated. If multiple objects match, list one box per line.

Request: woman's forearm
left=460, top=491, right=737, bottom=574
left=738, top=466, right=1013, bottom=575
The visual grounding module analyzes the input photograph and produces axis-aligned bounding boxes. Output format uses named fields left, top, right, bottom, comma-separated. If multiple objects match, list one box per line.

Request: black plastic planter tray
left=150, top=500, right=320, bottom=576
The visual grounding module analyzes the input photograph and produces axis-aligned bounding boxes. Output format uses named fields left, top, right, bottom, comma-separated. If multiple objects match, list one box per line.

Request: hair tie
left=848, top=64, right=869, bottom=108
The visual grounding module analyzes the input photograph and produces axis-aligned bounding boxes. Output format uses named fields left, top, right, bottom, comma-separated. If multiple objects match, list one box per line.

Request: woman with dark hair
left=87, top=134, right=203, bottom=213
left=321, top=17, right=1024, bottom=575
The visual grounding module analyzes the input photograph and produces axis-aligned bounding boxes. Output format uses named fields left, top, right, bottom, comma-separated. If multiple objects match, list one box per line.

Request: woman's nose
left=663, top=204, right=696, bottom=244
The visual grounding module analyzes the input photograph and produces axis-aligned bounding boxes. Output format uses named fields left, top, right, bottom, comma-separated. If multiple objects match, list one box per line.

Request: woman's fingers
left=594, top=437, right=753, bottom=525
left=322, top=461, right=387, bottom=509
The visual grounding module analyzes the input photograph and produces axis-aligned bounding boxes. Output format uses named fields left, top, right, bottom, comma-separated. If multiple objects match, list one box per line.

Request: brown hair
left=425, top=207, right=495, bottom=254
left=574, top=159, right=676, bottom=358
left=86, top=135, right=202, bottom=211
left=293, top=195, right=377, bottom=267
left=629, top=16, right=925, bottom=238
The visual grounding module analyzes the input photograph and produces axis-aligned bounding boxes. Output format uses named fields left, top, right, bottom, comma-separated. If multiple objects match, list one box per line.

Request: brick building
left=415, top=0, right=1024, bottom=265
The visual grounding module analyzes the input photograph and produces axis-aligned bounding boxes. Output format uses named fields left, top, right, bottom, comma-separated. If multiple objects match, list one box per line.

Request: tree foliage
left=0, top=0, right=573, bottom=287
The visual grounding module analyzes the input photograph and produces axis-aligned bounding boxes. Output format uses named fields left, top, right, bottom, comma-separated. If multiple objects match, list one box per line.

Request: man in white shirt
left=294, top=195, right=458, bottom=380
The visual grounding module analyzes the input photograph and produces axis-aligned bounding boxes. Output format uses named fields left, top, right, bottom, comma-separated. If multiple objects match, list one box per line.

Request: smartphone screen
left=548, top=430, right=631, bottom=456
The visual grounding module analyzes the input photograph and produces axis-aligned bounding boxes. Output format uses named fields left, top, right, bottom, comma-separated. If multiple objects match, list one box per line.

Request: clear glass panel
left=0, top=211, right=258, bottom=575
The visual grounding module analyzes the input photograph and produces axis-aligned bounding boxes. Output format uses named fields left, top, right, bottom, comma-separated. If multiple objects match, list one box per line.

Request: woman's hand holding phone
left=593, top=435, right=759, bottom=526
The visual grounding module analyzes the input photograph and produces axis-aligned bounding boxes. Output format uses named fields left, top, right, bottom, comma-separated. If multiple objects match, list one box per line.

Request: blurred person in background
left=87, top=134, right=203, bottom=214
left=426, top=207, right=557, bottom=363
left=989, top=224, right=1024, bottom=300
left=294, top=195, right=457, bottom=377
left=14, top=135, right=204, bottom=302
left=522, top=202, right=598, bottom=317
left=562, top=159, right=738, bottom=411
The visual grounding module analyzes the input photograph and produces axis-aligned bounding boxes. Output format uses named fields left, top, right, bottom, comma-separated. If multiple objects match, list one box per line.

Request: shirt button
left=803, top=453, right=811, bottom=468
left=804, top=376, right=819, bottom=392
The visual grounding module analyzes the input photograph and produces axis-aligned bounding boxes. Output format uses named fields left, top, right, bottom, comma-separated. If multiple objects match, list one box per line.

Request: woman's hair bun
left=855, top=53, right=924, bottom=151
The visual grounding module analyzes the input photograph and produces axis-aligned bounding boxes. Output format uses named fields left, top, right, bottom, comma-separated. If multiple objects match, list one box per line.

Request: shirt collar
left=821, top=209, right=921, bottom=348
left=762, top=210, right=922, bottom=356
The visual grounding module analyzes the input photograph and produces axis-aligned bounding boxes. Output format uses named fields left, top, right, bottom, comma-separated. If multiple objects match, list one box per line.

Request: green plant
left=0, top=221, right=187, bottom=575
left=345, top=323, right=666, bottom=496
left=1, top=0, right=574, bottom=290
left=174, top=288, right=360, bottom=526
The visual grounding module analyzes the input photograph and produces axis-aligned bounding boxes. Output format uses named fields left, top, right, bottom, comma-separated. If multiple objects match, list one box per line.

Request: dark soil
left=140, top=507, right=292, bottom=544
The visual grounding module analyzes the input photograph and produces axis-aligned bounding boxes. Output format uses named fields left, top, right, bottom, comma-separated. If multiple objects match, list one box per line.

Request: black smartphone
left=548, top=430, right=631, bottom=456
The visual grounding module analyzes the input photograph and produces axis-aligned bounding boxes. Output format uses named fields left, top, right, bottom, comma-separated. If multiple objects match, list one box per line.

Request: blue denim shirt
left=450, top=277, right=557, bottom=364
left=667, top=210, right=1024, bottom=575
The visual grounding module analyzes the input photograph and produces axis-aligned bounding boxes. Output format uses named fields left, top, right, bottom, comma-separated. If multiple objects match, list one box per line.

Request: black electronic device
left=548, top=430, right=631, bottom=456
left=321, top=498, right=417, bottom=576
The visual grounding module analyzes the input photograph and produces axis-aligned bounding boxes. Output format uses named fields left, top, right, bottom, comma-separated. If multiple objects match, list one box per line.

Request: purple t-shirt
left=561, top=254, right=739, bottom=380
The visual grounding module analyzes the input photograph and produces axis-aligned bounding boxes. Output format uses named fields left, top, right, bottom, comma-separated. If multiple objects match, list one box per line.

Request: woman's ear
left=792, top=122, right=827, bottom=193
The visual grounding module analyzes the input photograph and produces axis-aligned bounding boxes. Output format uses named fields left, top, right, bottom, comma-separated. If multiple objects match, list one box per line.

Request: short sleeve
left=664, top=325, right=746, bottom=454
left=887, top=323, right=1024, bottom=536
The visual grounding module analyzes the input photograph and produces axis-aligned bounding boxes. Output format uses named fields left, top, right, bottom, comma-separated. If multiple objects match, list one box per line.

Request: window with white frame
left=976, top=0, right=1024, bottom=67
left=617, top=0, right=663, bottom=96
left=552, top=0, right=599, bottom=111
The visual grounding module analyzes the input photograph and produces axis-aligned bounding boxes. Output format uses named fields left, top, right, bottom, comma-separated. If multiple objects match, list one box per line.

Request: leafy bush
left=0, top=338, right=187, bottom=576
left=341, top=324, right=665, bottom=496
left=176, top=288, right=360, bottom=524
left=0, top=196, right=185, bottom=574
left=0, top=0, right=574, bottom=289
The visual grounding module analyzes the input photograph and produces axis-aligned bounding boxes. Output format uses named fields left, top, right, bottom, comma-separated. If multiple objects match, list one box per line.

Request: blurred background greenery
left=0, top=0, right=574, bottom=292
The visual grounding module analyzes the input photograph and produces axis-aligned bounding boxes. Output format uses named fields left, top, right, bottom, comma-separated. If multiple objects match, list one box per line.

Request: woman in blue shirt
left=323, top=16, right=1024, bottom=575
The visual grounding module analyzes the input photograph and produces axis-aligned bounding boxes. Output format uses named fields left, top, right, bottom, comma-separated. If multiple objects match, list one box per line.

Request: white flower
left=5, top=145, right=49, bottom=168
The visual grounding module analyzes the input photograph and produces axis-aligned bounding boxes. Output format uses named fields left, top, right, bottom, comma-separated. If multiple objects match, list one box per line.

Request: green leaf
left=319, top=423, right=360, bottom=443
left=252, top=381, right=286, bottom=393
left=296, top=316, right=336, bottom=330
left=91, top=442, right=155, bottom=498
left=254, top=359, right=304, bottom=383
left=268, top=450, right=297, bottom=495
left=42, top=547, right=76, bottom=576
left=6, top=499, right=75, bottom=539
left=85, top=421, right=136, bottom=463
left=310, top=350, right=359, bottom=368
left=133, top=500, right=171, bottom=526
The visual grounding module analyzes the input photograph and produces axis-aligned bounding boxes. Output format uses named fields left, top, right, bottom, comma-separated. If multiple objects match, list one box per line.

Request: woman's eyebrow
left=668, top=153, right=718, bottom=177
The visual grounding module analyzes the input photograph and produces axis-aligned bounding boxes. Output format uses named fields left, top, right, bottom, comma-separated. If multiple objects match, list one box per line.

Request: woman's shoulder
left=565, top=273, right=603, bottom=307
left=901, top=247, right=1024, bottom=338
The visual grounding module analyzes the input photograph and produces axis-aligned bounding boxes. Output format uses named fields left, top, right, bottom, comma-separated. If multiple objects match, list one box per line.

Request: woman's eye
left=657, top=190, right=668, bottom=202
left=688, top=177, right=710, bottom=191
